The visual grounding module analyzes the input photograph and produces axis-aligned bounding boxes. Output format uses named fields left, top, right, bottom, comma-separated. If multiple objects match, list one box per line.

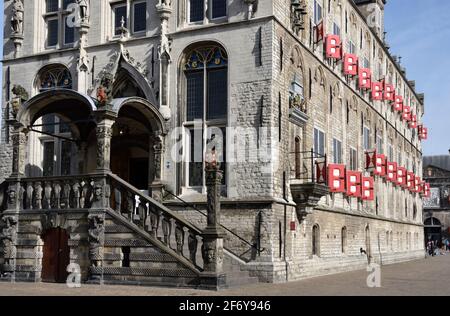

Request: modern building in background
left=423, top=155, right=450, bottom=245
left=0, top=0, right=427, bottom=287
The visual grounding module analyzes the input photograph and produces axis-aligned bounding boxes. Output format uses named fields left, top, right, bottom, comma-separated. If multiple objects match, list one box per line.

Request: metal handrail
left=162, top=189, right=265, bottom=255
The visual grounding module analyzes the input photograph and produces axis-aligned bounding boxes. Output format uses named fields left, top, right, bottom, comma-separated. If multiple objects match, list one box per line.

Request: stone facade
left=0, top=0, right=426, bottom=286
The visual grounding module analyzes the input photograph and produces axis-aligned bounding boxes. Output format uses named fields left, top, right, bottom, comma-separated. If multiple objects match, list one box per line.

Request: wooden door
left=41, top=228, right=70, bottom=283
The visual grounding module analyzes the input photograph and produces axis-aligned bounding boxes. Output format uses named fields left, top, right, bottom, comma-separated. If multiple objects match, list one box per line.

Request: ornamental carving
left=88, top=214, right=105, bottom=267
left=290, top=0, right=307, bottom=35
left=11, top=0, right=24, bottom=35
left=96, top=73, right=114, bottom=106
left=77, top=0, right=89, bottom=23
left=0, top=216, right=18, bottom=268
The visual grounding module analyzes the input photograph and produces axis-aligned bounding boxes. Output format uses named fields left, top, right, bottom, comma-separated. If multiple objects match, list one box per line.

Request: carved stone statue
left=11, top=84, right=28, bottom=101
left=88, top=215, right=105, bottom=267
left=0, top=216, right=18, bottom=268
left=77, top=0, right=89, bottom=23
left=10, top=84, right=28, bottom=118
left=96, top=73, right=113, bottom=106
left=11, top=0, right=24, bottom=35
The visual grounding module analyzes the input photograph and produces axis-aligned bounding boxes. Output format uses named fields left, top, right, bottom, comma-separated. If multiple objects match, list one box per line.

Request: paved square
left=0, top=254, right=449, bottom=296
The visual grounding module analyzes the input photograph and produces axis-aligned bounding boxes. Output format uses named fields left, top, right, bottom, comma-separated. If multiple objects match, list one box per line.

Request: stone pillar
left=149, top=134, right=164, bottom=201
left=11, top=123, right=28, bottom=178
left=200, top=161, right=226, bottom=289
left=94, top=111, right=116, bottom=172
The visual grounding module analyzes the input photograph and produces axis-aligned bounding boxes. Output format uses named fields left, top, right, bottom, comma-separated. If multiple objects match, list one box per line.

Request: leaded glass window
left=43, top=142, right=55, bottom=177
left=112, top=1, right=147, bottom=36
left=183, top=45, right=228, bottom=190
left=211, top=0, right=227, bottom=19
left=39, top=66, right=73, bottom=91
left=114, top=4, right=127, bottom=35
left=45, top=0, right=76, bottom=48
left=189, top=0, right=204, bottom=22
left=133, top=2, right=147, bottom=33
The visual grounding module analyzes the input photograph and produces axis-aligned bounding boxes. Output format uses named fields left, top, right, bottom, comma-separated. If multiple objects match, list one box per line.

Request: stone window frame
left=42, top=0, right=77, bottom=50
left=179, top=43, right=229, bottom=195
left=109, top=0, right=148, bottom=39
left=180, top=0, right=228, bottom=28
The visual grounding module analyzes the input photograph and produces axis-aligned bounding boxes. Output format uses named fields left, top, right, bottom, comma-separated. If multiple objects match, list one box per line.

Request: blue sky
left=0, top=1, right=446, bottom=155
left=385, top=0, right=450, bottom=156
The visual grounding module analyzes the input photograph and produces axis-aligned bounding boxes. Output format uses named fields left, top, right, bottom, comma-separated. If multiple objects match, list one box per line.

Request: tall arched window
left=36, top=65, right=74, bottom=176
left=341, top=227, right=347, bottom=254
left=312, top=224, right=320, bottom=256
left=183, top=45, right=228, bottom=191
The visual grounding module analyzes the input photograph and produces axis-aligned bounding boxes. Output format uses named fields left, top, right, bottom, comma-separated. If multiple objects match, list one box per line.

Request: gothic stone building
left=423, top=155, right=450, bottom=245
left=0, top=0, right=426, bottom=288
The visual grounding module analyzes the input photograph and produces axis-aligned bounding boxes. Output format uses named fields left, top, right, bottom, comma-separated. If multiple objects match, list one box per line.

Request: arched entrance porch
left=110, top=97, right=167, bottom=199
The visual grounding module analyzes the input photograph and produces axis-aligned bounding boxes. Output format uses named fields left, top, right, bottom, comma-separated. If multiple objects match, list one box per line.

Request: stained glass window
left=184, top=45, right=228, bottom=189
left=39, top=66, right=73, bottom=91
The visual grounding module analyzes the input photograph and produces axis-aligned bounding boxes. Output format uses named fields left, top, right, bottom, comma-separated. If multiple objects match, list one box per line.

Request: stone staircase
left=0, top=172, right=260, bottom=289
left=106, top=173, right=260, bottom=289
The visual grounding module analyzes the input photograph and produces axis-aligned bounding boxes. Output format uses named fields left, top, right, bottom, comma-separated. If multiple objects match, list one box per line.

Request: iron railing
left=290, top=148, right=327, bottom=184
left=162, top=189, right=265, bottom=261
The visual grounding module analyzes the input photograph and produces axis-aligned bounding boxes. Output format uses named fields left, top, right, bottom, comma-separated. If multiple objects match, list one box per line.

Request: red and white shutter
left=343, top=54, right=358, bottom=76
left=394, top=95, right=403, bottom=112
left=325, top=35, right=342, bottom=59
left=414, top=176, right=422, bottom=193
left=419, top=125, right=428, bottom=140
left=358, top=68, right=372, bottom=90
left=328, top=164, right=346, bottom=193
left=315, top=160, right=327, bottom=183
left=371, top=82, right=383, bottom=100
left=407, top=172, right=415, bottom=191
left=386, top=162, right=397, bottom=183
left=409, top=114, right=418, bottom=129
left=346, top=171, right=362, bottom=198
left=402, top=106, right=411, bottom=121
left=361, top=177, right=374, bottom=201
left=373, top=154, right=386, bottom=177
left=384, top=83, right=395, bottom=101
left=365, top=151, right=376, bottom=170
left=396, top=167, right=407, bottom=188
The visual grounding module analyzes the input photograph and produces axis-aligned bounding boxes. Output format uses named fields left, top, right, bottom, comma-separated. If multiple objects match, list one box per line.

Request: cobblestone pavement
left=1, top=254, right=449, bottom=296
